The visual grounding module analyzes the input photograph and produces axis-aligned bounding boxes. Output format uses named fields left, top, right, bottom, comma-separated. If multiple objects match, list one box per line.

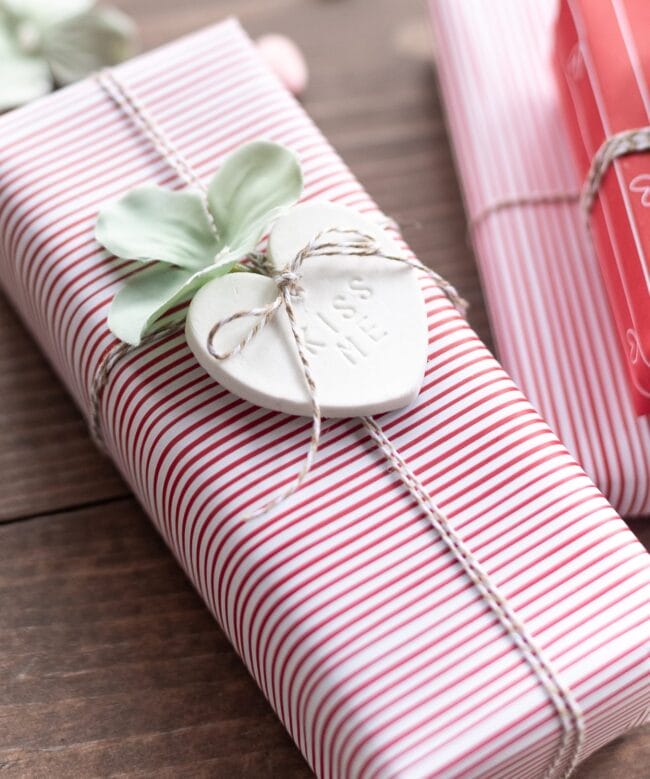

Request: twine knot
left=272, top=269, right=303, bottom=296
left=205, top=226, right=467, bottom=521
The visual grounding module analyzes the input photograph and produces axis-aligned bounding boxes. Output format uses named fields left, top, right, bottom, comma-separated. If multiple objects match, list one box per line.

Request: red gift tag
left=555, top=0, right=650, bottom=414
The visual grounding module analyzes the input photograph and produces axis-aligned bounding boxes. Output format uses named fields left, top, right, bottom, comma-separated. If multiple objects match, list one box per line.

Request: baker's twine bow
left=207, top=227, right=467, bottom=521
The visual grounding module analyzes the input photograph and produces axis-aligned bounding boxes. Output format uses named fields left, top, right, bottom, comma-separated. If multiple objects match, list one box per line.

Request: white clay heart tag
left=185, top=202, right=428, bottom=417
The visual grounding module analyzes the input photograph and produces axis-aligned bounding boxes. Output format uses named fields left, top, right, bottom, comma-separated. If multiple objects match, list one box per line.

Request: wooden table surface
left=0, top=0, right=648, bottom=776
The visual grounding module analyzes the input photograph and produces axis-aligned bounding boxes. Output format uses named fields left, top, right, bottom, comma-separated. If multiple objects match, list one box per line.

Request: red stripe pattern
left=0, top=18, right=648, bottom=778
left=431, top=0, right=650, bottom=518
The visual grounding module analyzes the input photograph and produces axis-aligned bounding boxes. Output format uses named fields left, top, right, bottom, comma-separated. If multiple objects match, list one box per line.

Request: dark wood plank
left=0, top=291, right=126, bottom=521
left=0, top=501, right=310, bottom=778
left=0, top=0, right=647, bottom=776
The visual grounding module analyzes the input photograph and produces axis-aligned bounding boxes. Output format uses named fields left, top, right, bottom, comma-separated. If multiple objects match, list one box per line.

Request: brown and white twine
left=582, top=126, right=650, bottom=213
left=92, top=67, right=584, bottom=778
left=96, top=69, right=219, bottom=236
left=362, top=415, right=585, bottom=779
left=206, top=226, right=467, bottom=522
left=469, top=125, right=650, bottom=232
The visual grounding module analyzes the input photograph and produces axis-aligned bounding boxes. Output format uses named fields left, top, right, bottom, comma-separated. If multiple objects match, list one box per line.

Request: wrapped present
left=555, top=0, right=650, bottom=415
left=430, top=0, right=650, bottom=517
left=1, top=17, right=649, bottom=778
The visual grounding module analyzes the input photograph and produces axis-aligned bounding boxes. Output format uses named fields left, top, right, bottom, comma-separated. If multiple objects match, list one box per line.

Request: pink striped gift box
left=431, top=0, right=650, bottom=518
left=0, top=18, right=648, bottom=779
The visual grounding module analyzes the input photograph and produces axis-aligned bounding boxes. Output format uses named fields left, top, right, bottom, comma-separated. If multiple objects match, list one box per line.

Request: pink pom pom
left=256, top=34, right=309, bottom=97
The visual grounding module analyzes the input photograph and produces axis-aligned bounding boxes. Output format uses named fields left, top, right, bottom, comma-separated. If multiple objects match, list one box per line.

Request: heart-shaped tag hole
left=185, top=202, right=428, bottom=417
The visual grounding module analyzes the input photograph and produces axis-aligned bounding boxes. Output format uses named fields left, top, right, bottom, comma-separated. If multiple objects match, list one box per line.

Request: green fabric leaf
left=95, top=186, right=222, bottom=270
left=0, top=49, right=52, bottom=111
left=0, top=0, right=135, bottom=110
left=2, top=0, right=93, bottom=27
left=108, top=259, right=236, bottom=346
left=100, top=141, right=304, bottom=345
left=0, top=18, right=15, bottom=54
left=42, top=6, right=137, bottom=85
left=208, top=140, right=303, bottom=253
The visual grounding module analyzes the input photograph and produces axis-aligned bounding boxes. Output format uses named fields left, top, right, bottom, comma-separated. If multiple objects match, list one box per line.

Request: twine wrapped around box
left=470, top=128, right=650, bottom=232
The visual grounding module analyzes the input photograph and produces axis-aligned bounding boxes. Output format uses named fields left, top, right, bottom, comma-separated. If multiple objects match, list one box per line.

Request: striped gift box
left=0, top=18, right=648, bottom=778
left=431, top=0, right=650, bottom=518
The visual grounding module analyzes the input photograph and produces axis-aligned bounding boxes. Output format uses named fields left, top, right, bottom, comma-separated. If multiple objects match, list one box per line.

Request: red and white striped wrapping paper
left=431, top=0, right=650, bottom=518
left=0, top=18, right=648, bottom=778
